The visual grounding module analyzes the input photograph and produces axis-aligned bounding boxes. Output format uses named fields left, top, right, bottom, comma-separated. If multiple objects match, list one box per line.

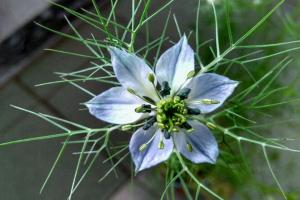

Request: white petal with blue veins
left=155, top=35, right=195, bottom=94
left=173, top=120, right=219, bottom=164
left=129, top=126, right=174, bottom=172
left=186, top=73, right=238, bottom=114
left=109, top=47, right=159, bottom=101
left=86, top=87, right=146, bottom=124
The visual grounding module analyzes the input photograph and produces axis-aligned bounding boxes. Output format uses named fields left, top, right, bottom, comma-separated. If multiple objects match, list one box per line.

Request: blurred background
left=0, top=0, right=300, bottom=199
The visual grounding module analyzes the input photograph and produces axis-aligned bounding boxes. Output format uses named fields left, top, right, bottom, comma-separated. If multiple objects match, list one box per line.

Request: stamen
left=187, top=143, right=193, bottom=152
left=135, top=104, right=152, bottom=113
left=180, top=122, right=194, bottom=133
left=206, top=122, right=216, bottom=130
left=177, top=88, right=191, bottom=100
left=158, top=123, right=165, bottom=129
left=139, top=132, right=157, bottom=152
left=142, top=96, right=156, bottom=105
left=156, top=96, right=189, bottom=136
left=139, top=144, right=147, bottom=152
left=143, top=116, right=156, bottom=130
left=187, top=107, right=201, bottom=115
left=127, top=88, right=156, bottom=105
left=200, top=99, right=220, bottom=105
left=158, top=140, right=165, bottom=149
left=147, top=73, right=155, bottom=84
left=160, top=81, right=171, bottom=97
left=187, top=70, right=195, bottom=79
left=127, top=88, right=136, bottom=95
left=147, top=73, right=162, bottom=100
left=121, top=125, right=133, bottom=131
left=172, top=127, right=179, bottom=132
left=163, top=130, right=171, bottom=139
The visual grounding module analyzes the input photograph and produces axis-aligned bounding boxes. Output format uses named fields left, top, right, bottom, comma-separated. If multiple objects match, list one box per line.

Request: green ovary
left=156, top=96, right=188, bottom=132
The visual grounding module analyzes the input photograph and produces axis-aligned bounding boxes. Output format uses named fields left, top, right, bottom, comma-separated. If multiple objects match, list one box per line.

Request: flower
left=85, top=36, right=238, bottom=172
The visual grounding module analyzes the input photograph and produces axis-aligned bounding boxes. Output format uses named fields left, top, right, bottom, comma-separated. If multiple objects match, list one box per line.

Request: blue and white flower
left=86, top=36, right=238, bottom=172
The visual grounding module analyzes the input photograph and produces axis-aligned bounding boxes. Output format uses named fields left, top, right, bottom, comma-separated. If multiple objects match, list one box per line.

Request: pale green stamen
left=156, top=97, right=188, bottom=133
left=199, top=99, right=220, bottom=104
left=187, top=143, right=193, bottom=152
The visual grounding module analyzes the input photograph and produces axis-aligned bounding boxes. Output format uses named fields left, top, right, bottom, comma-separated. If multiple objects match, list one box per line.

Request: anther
left=142, top=96, right=156, bottom=105
left=172, top=127, right=179, bottom=132
left=200, top=99, right=220, bottom=105
left=160, top=81, right=171, bottom=97
left=139, top=144, right=147, bottom=152
left=181, top=122, right=194, bottom=133
left=163, top=130, right=171, bottom=139
left=206, top=122, right=216, bottom=130
left=187, top=107, right=201, bottom=115
left=121, top=125, right=133, bottom=131
left=177, top=88, right=191, bottom=100
left=143, top=116, right=156, bottom=130
left=187, top=70, right=195, bottom=79
left=187, top=143, right=193, bottom=152
left=127, top=88, right=136, bottom=95
left=158, top=140, right=165, bottom=149
left=135, top=104, right=152, bottom=113
left=147, top=73, right=155, bottom=84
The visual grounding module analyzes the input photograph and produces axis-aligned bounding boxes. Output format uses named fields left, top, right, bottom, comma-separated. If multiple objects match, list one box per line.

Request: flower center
left=156, top=96, right=189, bottom=133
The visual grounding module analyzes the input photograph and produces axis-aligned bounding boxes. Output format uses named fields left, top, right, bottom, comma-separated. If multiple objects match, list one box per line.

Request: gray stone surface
left=0, top=81, right=36, bottom=133
left=19, top=24, right=99, bottom=98
left=0, top=0, right=55, bottom=42
left=0, top=103, right=128, bottom=200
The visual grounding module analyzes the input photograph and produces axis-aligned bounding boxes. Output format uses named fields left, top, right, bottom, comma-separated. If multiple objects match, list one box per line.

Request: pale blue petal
left=109, top=47, right=159, bottom=101
left=85, top=87, right=146, bottom=124
left=129, top=126, right=174, bottom=172
left=173, top=120, right=219, bottom=164
left=155, top=35, right=194, bottom=94
left=186, top=73, right=238, bottom=114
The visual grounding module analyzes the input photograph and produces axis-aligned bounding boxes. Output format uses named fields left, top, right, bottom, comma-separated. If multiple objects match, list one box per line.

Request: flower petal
left=129, top=126, right=174, bottom=172
left=155, top=35, right=194, bottom=94
left=85, top=87, right=146, bottom=124
left=173, top=120, right=219, bottom=164
left=186, top=73, right=238, bottom=114
left=109, top=47, right=159, bottom=101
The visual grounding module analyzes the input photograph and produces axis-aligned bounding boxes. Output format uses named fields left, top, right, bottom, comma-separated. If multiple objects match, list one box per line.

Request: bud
left=147, top=73, right=155, bottom=83
left=139, top=144, right=147, bottom=152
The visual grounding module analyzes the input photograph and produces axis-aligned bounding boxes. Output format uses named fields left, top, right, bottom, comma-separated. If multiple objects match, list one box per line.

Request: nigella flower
left=86, top=36, right=238, bottom=172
